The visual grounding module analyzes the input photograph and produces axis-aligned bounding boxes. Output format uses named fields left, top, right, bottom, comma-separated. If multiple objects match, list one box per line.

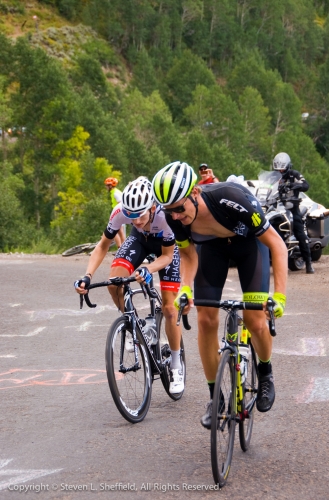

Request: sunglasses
left=199, top=166, right=208, bottom=172
left=162, top=197, right=189, bottom=215
left=122, top=208, right=148, bottom=219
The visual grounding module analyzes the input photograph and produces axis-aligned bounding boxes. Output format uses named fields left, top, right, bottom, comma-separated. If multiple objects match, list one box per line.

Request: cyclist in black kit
left=152, top=162, right=288, bottom=428
left=273, top=152, right=314, bottom=274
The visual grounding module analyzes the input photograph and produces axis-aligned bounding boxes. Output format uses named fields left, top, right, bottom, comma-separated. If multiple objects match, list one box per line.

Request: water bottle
left=238, top=344, right=250, bottom=384
left=143, top=315, right=157, bottom=345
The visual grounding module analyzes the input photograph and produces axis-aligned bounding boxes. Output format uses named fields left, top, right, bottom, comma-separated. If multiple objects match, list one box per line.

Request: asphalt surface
left=0, top=253, right=329, bottom=500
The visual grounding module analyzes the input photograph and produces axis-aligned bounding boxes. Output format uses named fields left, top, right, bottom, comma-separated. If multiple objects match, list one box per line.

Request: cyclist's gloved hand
left=272, top=292, right=286, bottom=318
left=136, top=266, right=152, bottom=285
left=74, top=275, right=91, bottom=290
left=174, top=286, right=193, bottom=311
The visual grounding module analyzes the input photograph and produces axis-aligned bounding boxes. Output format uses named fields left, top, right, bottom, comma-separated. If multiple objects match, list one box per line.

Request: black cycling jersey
left=112, top=227, right=181, bottom=292
left=164, top=182, right=271, bottom=301
left=166, top=182, right=270, bottom=247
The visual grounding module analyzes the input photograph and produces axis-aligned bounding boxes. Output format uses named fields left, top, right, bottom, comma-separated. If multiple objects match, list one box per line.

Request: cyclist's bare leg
left=196, top=306, right=220, bottom=381
left=161, top=290, right=182, bottom=351
left=243, top=309, right=272, bottom=361
left=108, top=265, right=129, bottom=311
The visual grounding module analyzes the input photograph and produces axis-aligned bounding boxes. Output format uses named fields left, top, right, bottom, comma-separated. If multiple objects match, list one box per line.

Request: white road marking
left=9, top=304, right=22, bottom=307
left=273, top=338, right=326, bottom=357
left=0, top=459, right=62, bottom=491
left=0, top=355, right=16, bottom=359
left=77, top=321, right=92, bottom=332
left=0, top=327, right=45, bottom=338
left=26, top=305, right=117, bottom=321
left=296, top=377, right=329, bottom=404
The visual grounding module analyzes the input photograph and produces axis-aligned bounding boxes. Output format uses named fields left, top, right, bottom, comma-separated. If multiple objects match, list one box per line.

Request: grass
left=0, top=1, right=70, bottom=36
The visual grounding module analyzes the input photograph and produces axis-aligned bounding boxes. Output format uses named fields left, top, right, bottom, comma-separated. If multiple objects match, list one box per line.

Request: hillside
left=0, top=0, right=329, bottom=252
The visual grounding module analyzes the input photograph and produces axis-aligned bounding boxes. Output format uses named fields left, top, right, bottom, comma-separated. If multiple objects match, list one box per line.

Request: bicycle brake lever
left=267, top=297, right=276, bottom=337
left=176, top=294, right=191, bottom=330
left=141, top=283, right=148, bottom=299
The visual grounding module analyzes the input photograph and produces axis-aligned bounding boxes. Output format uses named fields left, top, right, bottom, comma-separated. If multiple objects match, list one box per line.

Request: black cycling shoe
left=200, top=392, right=225, bottom=429
left=256, top=364, right=275, bottom=413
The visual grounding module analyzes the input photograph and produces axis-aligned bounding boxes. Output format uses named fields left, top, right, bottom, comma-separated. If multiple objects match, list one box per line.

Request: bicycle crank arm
left=119, top=363, right=141, bottom=374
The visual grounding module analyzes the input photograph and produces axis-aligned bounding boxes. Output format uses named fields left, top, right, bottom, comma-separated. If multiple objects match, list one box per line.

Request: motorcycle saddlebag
left=306, top=213, right=329, bottom=239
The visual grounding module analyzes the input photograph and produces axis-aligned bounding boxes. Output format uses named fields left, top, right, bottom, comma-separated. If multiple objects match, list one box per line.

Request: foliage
left=1, top=0, right=329, bottom=253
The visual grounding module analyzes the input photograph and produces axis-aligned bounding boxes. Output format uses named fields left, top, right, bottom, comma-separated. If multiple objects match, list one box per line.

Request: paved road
left=0, top=253, right=328, bottom=499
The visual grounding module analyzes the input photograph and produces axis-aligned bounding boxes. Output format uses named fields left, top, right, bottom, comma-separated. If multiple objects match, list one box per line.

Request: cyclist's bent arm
left=258, top=226, right=288, bottom=296
left=75, top=234, right=113, bottom=294
left=135, top=244, right=174, bottom=284
left=149, top=244, right=174, bottom=274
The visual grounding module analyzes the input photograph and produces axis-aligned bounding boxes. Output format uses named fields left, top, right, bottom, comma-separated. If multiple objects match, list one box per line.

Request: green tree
left=163, top=50, right=216, bottom=121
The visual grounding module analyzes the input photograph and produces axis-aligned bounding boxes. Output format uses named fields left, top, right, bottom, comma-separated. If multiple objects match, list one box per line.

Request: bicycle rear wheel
left=156, top=310, right=186, bottom=401
left=105, top=317, right=152, bottom=423
left=62, top=243, right=95, bottom=257
left=211, top=349, right=236, bottom=488
left=239, top=344, right=258, bottom=451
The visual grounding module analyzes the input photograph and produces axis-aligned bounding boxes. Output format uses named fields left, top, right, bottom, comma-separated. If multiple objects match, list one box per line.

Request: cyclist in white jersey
left=75, top=177, right=184, bottom=394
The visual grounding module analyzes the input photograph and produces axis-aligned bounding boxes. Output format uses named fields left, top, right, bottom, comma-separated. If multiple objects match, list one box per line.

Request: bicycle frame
left=80, top=275, right=166, bottom=376
left=120, top=277, right=164, bottom=376
left=221, top=312, right=256, bottom=422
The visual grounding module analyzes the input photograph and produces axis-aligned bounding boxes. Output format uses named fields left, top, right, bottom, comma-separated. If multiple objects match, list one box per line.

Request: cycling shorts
left=194, top=235, right=270, bottom=304
left=112, top=228, right=181, bottom=293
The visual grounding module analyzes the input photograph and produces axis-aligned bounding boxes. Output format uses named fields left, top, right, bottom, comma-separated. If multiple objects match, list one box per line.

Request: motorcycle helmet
left=122, top=177, right=154, bottom=216
left=152, top=161, right=197, bottom=206
left=272, top=152, right=292, bottom=172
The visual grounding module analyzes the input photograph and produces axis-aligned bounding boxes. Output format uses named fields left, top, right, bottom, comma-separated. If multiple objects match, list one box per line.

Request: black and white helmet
left=272, top=152, right=292, bottom=172
left=122, top=177, right=154, bottom=215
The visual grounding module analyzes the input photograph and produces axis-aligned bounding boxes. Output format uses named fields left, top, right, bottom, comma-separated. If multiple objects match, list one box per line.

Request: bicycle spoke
left=211, top=350, right=236, bottom=488
left=106, top=318, right=152, bottom=423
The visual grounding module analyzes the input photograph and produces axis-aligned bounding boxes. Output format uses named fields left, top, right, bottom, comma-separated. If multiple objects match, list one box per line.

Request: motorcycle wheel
left=288, top=256, right=305, bottom=271
left=311, top=248, right=322, bottom=262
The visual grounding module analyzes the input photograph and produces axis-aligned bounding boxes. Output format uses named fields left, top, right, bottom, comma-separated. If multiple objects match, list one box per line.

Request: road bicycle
left=177, top=297, right=276, bottom=488
left=78, top=272, right=188, bottom=423
left=62, top=241, right=116, bottom=257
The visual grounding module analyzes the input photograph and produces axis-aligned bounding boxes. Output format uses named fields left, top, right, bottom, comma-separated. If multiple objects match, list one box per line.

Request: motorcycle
left=249, top=171, right=329, bottom=271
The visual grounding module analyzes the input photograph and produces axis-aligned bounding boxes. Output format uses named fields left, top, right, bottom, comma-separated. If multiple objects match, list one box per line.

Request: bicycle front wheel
left=239, top=344, right=258, bottom=451
left=211, top=349, right=236, bottom=488
left=156, top=310, right=186, bottom=401
left=105, top=317, right=152, bottom=423
left=62, top=243, right=95, bottom=257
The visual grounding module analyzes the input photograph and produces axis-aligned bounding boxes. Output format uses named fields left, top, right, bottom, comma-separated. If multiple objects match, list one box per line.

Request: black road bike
left=79, top=273, right=188, bottom=423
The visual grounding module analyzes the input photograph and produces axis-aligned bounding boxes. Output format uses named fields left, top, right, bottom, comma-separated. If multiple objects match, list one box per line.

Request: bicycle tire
left=105, top=317, right=152, bottom=423
left=239, top=344, right=258, bottom=451
left=211, top=349, right=236, bottom=488
left=156, top=310, right=186, bottom=401
left=62, top=243, right=95, bottom=257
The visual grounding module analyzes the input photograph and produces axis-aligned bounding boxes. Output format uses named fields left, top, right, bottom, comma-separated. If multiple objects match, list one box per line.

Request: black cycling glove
left=74, top=275, right=91, bottom=290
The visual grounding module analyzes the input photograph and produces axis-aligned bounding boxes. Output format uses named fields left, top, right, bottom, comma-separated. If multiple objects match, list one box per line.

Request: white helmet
left=122, top=177, right=154, bottom=217
left=272, top=152, right=292, bottom=172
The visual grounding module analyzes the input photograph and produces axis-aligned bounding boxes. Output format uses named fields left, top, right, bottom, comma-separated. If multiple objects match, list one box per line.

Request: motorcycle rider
left=273, top=152, right=314, bottom=274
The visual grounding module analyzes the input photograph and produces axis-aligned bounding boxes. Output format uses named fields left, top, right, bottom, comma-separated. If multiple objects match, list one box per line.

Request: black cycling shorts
left=112, top=228, right=181, bottom=292
left=194, top=235, right=270, bottom=304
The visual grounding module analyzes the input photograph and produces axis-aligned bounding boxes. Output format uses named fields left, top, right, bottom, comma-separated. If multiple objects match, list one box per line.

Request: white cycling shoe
left=125, top=334, right=134, bottom=353
left=169, top=366, right=184, bottom=394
